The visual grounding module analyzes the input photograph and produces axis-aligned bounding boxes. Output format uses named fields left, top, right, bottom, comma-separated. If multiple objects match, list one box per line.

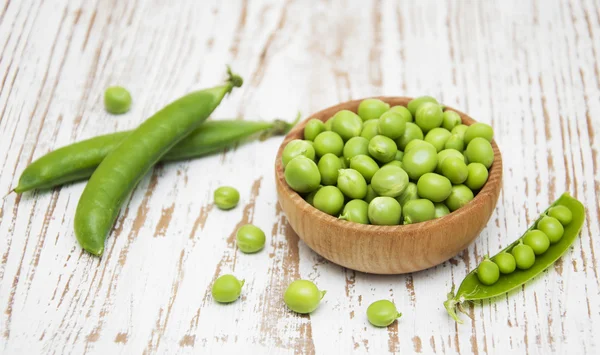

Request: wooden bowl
left=275, top=97, right=502, bottom=274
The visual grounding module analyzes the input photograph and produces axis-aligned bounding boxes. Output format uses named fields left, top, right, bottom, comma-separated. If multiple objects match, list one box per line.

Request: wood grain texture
left=274, top=97, right=503, bottom=274
left=0, top=0, right=598, bottom=354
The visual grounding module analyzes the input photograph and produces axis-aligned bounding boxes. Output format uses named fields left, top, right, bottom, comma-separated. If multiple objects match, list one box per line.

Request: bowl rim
left=275, top=96, right=503, bottom=234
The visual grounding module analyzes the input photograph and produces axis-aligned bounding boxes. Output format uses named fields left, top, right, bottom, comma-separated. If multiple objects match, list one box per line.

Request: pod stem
left=444, top=285, right=464, bottom=324
left=319, top=290, right=327, bottom=300
left=226, top=65, right=244, bottom=90
left=2, top=189, right=14, bottom=199
left=259, top=112, right=301, bottom=141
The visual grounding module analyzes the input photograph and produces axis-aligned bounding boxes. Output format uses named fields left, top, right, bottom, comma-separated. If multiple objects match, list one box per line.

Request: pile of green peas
left=282, top=96, right=496, bottom=225
left=476, top=204, right=573, bottom=285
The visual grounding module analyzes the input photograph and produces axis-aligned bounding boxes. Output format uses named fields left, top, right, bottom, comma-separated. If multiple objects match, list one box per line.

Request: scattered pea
left=366, top=300, right=402, bottom=327
left=236, top=224, right=266, bottom=253
left=104, top=86, right=132, bottom=114
left=212, top=275, right=244, bottom=303
left=214, top=186, right=240, bottom=210
left=284, top=280, right=326, bottom=314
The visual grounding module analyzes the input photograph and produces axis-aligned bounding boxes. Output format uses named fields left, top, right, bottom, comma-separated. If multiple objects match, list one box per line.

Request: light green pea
left=212, top=274, right=244, bottom=303
left=282, top=139, right=316, bottom=167
left=214, top=186, right=240, bottom=210
left=236, top=224, right=266, bottom=253
left=284, top=280, right=326, bottom=314
left=358, top=98, right=390, bottom=121
left=465, top=137, right=494, bottom=168
left=104, top=86, right=132, bottom=114
left=367, top=300, right=402, bottom=327
left=304, top=118, right=326, bottom=141
left=424, top=127, right=452, bottom=152
left=442, top=110, right=462, bottom=131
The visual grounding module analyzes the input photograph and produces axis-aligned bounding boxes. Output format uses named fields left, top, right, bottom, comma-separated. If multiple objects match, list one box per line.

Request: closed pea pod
left=74, top=69, right=243, bottom=256
left=445, top=193, right=585, bottom=324
left=15, top=118, right=297, bottom=193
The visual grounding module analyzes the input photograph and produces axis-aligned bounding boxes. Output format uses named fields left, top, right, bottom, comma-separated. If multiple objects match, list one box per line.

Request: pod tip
left=226, top=65, right=243, bottom=88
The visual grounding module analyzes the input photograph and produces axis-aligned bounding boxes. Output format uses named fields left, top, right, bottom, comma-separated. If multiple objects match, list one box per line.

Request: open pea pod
left=444, top=192, right=585, bottom=324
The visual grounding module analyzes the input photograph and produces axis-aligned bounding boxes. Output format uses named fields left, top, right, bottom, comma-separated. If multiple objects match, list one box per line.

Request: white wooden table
left=1, top=0, right=599, bottom=354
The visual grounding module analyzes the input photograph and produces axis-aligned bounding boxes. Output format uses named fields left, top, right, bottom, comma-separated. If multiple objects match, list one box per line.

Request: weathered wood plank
left=0, top=0, right=598, bottom=354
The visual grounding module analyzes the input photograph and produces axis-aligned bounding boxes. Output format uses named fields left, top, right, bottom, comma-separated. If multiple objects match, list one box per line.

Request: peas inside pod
left=445, top=193, right=585, bottom=324
left=281, top=96, right=496, bottom=226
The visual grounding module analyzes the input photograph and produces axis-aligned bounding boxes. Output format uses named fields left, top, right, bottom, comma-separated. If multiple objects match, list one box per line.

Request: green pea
left=437, top=149, right=465, bottom=172
left=440, top=156, right=469, bottom=184
left=282, top=139, right=316, bottom=167
left=407, top=96, right=439, bottom=116
left=402, top=144, right=438, bottom=180
left=464, top=162, right=489, bottom=190
left=442, top=110, right=462, bottom=131
left=395, top=182, right=417, bottom=207
left=424, top=127, right=452, bottom=152
left=212, top=274, right=244, bottom=303
left=395, top=122, right=424, bottom=150
left=284, top=156, right=321, bottom=193
left=366, top=300, right=402, bottom=327
left=365, top=184, right=378, bottom=203
left=404, top=139, right=433, bottom=153
left=337, top=169, right=368, bottom=199
left=493, top=252, right=516, bottom=274
left=343, top=137, right=370, bottom=163
left=339, top=199, right=369, bottom=224
left=512, top=242, right=536, bottom=270
left=537, top=216, right=565, bottom=243
left=313, top=186, right=345, bottom=216
left=378, top=111, right=406, bottom=139
left=451, top=124, right=469, bottom=140
left=371, top=165, right=409, bottom=198
left=236, top=224, right=266, bottom=253
left=415, top=102, right=443, bottom=133
left=416, top=173, right=452, bottom=202
left=358, top=98, right=390, bottom=121
left=324, top=118, right=333, bottom=131
left=318, top=153, right=343, bottom=185
left=214, top=186, right=240, bottom=210
left=444, top=134, right=464, bottom=151
left=394, top=150, right=404, bottom=161
left=360, top=119, right=380, bottom=140
left=444, top=184, right=474, bottom=211
left=476, top=259, right=500, bottom=286
left=383, top=160, right=403, bottom=169
left=368, top=135, right=398, bottom=163
left=547, top=205, right=573, bottom=226
left=339, top=156, right=348, bottom=169
left=465, top=137, right=494, bottom=169
left=464, top=122, right=494, bottom=144
left=368, top=197, right=402, bottom=225
left=284, top=280, right=326, bottom=314
left=313, top=131, right=344, bottom=157
left=304, top=118, right=326, bottom=141
left=522, top=230, right=550, bottom=255
left=387, top=105, right=413, bottom=122
left=331, top=110, right=363, bottom=141
left=349, top=155, right=379, bottom=183
left=304, top=188, right=319, bottom=206
left=402, top=198, right=435, bottom=224
left=433, top=202, right=450, bottom=218
left=104, top=86, right=132, bottom=114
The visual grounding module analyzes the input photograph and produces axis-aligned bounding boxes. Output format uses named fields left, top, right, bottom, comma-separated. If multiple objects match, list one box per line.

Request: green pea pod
left=74, top=68, right=243, bottom=256
left=444, top=192, right=585, bottom=323
left=14, top=117, right=298, bottom=193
